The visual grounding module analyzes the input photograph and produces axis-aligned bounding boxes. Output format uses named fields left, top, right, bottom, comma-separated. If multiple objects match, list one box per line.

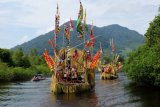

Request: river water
left=0, top=73, right=160, bottom=107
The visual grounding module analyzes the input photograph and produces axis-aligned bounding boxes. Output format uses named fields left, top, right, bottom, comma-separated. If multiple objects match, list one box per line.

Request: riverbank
left=123, top=15, right=160, bottom=87
left=0, top=62, right=51, bottom=82
left=0, top=48, right=51, bottom=82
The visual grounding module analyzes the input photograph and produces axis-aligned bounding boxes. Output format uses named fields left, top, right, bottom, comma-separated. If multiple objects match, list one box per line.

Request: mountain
left=12, top=21, right=144, bottom=57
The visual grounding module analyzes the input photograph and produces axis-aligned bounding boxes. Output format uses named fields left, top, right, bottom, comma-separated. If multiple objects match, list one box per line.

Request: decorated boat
left=43, top=1, right=102, bottom=94
left=98, top=39, right=123, bottom=80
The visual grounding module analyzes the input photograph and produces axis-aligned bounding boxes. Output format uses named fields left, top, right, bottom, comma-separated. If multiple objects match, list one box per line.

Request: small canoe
left=32, top=74, right=46, bottom=81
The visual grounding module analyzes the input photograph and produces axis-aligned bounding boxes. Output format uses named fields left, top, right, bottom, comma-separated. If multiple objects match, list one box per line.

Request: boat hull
left=50, top=69, right=95, bottom=94
left=100, top=72, right=118, bottom=80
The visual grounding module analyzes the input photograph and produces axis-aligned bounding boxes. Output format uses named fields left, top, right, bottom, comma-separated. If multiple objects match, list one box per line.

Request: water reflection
left=0, top=73, right=160, bottom=107
left=125, top=83, right=160, bottom=107
left=47, top=91, right=99, bottom=107
left=95, top=73, right=141, bottom=107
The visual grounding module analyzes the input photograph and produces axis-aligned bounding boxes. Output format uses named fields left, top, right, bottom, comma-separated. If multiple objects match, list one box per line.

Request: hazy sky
left=0, top=0, right=159, bottom=49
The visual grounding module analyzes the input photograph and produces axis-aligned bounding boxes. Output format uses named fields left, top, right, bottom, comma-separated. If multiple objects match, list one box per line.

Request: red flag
left=84, top=24, right=95, bottom=49
left=43, top=50, right=51, bottom=68
left=65, top=25, right=70, bottom=39
left=44, top=49, right=49, bottom=55
left=73, top=50, right=79, bottom=60
left=65, top=25, right=70, bottom=44
left=90, top=50, right=101, bottom=69
left=69, top=18, right=74, bottom=31
left=43, top=49, right=55, bottom=69
left=84, top=40, right=90, bottom=49
left=48, top=56, right=54, bottom=67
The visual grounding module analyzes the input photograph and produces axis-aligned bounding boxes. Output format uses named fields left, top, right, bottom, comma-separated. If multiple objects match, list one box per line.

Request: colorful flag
left=90, top=50, right=101, bottom=69
left=69, top=18, right=74, bottom=31
left=76, top=1, right=84, bottom=37
left=78, top=1, right=83, bottom=20
left=76, top=16, right=83, bottom=35
left=83, top=9, right=88, bottom=31
left=48, top=56, right=54, bottom=68
left=64, top=25, right=70, bottom=44
left=43, top=49, right=55, bottom=70
left=55, top=4, right=61, bottom=37
left=84, top=40, right=90, bottom=49
left=89, top=24, right=95, bottom=48
left=84, top=24, right=95, bottom=49
left=76, top=16, right=81, bottom=28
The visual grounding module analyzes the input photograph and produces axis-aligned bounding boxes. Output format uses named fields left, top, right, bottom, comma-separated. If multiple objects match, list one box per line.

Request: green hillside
left=12, top=21, right=144, bottom=57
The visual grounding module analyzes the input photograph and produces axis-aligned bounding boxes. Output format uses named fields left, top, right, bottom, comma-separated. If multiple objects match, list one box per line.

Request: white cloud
left=0, top=0, right=160, bottom=48
left=1, top=0, right=159, bottom=30
left=35, top=27, right=53, bottom=36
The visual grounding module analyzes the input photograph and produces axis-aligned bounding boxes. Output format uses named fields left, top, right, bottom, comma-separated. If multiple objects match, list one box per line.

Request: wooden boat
left=98, top=54, right=123, bottom=80
left=32, top=74, right=46, bottom=81
left=98, top=64, right=118, bottom=80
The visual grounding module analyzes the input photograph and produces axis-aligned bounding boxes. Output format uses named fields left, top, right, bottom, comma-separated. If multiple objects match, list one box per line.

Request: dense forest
left=124, top=15, right=160, bottom=87
left=0, top=48, right=50, bottom=82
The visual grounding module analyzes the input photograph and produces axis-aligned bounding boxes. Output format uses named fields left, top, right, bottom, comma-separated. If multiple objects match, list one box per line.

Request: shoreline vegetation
left=0, top=47, right=123, bottom=83
left=0, top=48, right=51, bottom=82
left=124, top=15, right=160, bottom=87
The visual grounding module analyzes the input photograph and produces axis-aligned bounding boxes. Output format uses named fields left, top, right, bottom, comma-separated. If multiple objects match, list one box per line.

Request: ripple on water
left=1, top=73, right=160, bottom=107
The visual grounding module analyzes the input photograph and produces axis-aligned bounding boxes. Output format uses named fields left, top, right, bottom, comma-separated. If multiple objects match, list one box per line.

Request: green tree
left=22, top=55, right=31, bottom=68
left=29, top=48, right=38, bottom=57
left=0, top=48, right=13, bottom=66
left=145, top=15, right=160, bottom=47
left=28, top=48, right=44, bottom=65
left=12, top=48, right=31, bottom=68
left=124, top=15, right=160, bottom=86
left=103, top=54, right=113, bottom=64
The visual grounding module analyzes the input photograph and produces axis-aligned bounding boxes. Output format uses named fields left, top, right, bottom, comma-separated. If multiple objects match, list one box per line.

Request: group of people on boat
left=100, top=61, right=123, bottom=80
left=102, top=62, right=122, bottom=73
left=56, top=66, right=85, bottom=83
left=101, top=64, right=116, bottom=74
left=55, top=49, right=89, bottom=83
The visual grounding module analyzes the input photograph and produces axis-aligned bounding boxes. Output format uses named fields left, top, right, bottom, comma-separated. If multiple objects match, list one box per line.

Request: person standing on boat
left=86, top=50, right=91, bottom=61
left=67, top=56, right=71, bottom=70
left=73, top=49, right=79, bottom=60
left=102, top=67, right=104, bottom=73
left=74, top=72, right=78, bottom=83
left=71, top=66, right=77, bottom=83
left=63, top=68, right=67, bottom=82
left=107, top=65, right=112, bottom=73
